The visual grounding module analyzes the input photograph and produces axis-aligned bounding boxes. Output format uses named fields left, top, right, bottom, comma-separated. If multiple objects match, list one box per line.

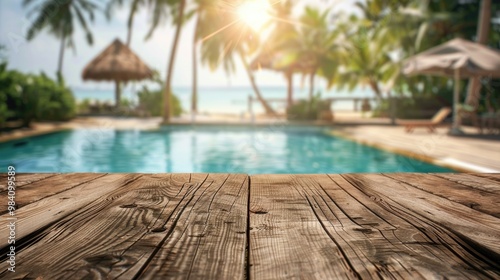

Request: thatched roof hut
left=82, top=38, right=153, bottom=106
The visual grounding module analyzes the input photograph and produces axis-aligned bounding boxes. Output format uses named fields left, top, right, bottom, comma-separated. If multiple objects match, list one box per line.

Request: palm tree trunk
left=239, top=49, right=276, bottom=115
left=126, top=0, right=140, bottom=46
left=57, top=34, right=66, bottom=76
left=114, top=80, right=121, bottom=108
left=126, top=16, right=134, bottom=46
left=368, top=79, right=382, bottom=99
left=163, top=0, right=186, bottom=123
left=308, top=72, right=315, bottom=101
left=368, top=79, right=384, bottom=113
left=116, top=3, right=138, bottom=111
left=191, top=15, right=200, bottom=114
left=465, top=0, right=491, bottom=109
left=286, top=71, right=293, bottom=109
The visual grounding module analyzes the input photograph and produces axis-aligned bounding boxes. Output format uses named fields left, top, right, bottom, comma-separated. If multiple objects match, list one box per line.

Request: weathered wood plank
left=0, top=174, right=196, bottom=279
left=250, top=174, right=362, bottom=279
left=0, top=173, right=248, bottom=280
left=0, top=173, right=170, bottom=279
left=0, top=173, right=58, bottom=192
left=0, top=173, right=106, bottom=215
left=0, top=173, right=140, bottom=253
left=250, top=174, right=498, bottom=279
left=292, top=174, right=423, bottom=279
left=471, top=173, right=500, bottom=183
left=435, top=173, right=500, bottom=193
left=137, top=173, right=248, bottom=279
left=0, top=173, right=498, bottom=279
left=326, top=174, right=497, bottom=279
left=384, top=173, right=500, bottom=217
left=342, top=173, right=500, bottom=278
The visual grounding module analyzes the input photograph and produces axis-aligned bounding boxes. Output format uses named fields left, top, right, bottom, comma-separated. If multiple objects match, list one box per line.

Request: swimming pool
left=0, top=126, right=454, bottom=173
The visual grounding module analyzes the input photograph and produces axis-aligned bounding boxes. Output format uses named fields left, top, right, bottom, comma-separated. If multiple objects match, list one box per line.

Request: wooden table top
left=0, top=173, right=499, bottom=279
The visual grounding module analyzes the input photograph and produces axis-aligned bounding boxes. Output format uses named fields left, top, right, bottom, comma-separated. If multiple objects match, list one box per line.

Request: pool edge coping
left=327, top=130, right=496, bottom=173
left=0, top=126, right=73, bottom=144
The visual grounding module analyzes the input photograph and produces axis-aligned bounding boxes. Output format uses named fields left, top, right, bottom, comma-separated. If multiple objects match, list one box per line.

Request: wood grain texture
left=385, top=173, right=500, bottom=217
left=342, top=173, right=500, bottom=278
left=0, top=173, right=189, bottom=279
left=137, top=173, right=248, bottom=280
left=0, top=173, right=140, bottom=252
left=0, top=173, right=58, bottom=192
left=250, top=174, right=500, bottom=279
left=0, top=173, right=498, bottom=279
left=250, top=174, right=382, bottom=280
left=435, top=173, right=500, bottom=193
left=472, top=173, right=500, bottom=183
left=0, top=173, right=248, bottom=280
left=0, top=173, right=106, bottom=215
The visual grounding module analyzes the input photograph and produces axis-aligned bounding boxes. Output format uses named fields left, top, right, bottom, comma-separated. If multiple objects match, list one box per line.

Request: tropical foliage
left=105, top=0, right=149, bottom=46
left=196, top=0, right=276, bottom=115
left=137, top=69, right=182, bottom=117
left=15, top=0, right=499, bottom=122
left=137, top=86, right=182, bottom=117
left=0, top=63, right=76, bottom=128
left=23, top=0, right=100, bottom=76
left=286, top=93, right=331, bottom=121
left=187, top=0, right=216, bottom=114
left=319, top=0, right=500, bottom=116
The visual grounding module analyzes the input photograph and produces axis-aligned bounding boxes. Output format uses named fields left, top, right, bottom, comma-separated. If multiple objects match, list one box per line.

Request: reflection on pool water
left=0, top=126, right=454, bottom=173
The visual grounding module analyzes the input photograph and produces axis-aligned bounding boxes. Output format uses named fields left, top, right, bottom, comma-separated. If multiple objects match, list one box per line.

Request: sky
left=0, top=0, right=357, bottom=90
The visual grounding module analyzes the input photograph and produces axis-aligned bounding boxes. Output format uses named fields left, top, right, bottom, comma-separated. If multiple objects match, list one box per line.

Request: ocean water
left=72, top=86, right=377, bottom=114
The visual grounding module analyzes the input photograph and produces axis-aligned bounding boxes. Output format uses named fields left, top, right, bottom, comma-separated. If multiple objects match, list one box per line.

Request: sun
left=237, top=0, right=271, bottom=31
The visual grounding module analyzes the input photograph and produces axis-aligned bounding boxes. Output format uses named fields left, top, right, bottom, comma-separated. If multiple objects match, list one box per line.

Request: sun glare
left=237, top=0, right=271, bottom=31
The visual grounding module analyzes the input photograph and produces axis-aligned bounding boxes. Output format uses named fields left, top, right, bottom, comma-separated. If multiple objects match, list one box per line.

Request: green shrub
left=116, top=97, right=137, bottom=116
left=137, top=86, right=182, bottom=117
left=77, top=98, right=92, bottom=114
left=30, top=73, right=76, bottom=121
left=0, top=92, right=13, bottom=128
left=287, top=94, right=331, bottom=121
left=373, top=97, right=452, bottom=119
left=0, top=63, right=76, bottom=127
left=120, top=97, right=134, bottom=108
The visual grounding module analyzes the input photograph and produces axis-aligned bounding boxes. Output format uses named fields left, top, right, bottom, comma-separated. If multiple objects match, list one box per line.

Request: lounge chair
left=397, top=107, right=451, bottom=133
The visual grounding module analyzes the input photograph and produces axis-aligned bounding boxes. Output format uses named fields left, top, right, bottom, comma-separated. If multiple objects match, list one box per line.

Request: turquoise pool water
left=0, top=126, right=454, bottom=173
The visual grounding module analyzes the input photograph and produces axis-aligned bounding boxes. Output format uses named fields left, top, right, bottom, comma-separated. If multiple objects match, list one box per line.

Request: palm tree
left=258, top=5, right=339, bottom=104
left=259, top=0, right=298, bottom=109
left=105, top=0, right=145, bottom=109
left=135, top=0, right=186, bottom=122
left=105, top=0, right=149, bottom=46
left=189, top=0, right=214, bottom=115
left=298, top=7, right=338, bottom=101
left=334, top=18, right=394, bottom=100
left=163, top=0, right=186, bottom=122
left=23, top=0, right=99, bottom=77
left=466, top=0, right=492, bottom=109
left=198, top=0, right=275, bottom=115
left=191, top=12, right=200, bottom=114
left=253, top=2, right=338, bottom=109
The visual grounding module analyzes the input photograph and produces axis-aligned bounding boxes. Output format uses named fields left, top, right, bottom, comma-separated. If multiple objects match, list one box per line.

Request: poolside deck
left=1, top=173, right=499, bottom=279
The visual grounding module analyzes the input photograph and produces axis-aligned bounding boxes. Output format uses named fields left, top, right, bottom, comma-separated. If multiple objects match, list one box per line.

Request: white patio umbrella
left=403, top=38, right=500, bottom=134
